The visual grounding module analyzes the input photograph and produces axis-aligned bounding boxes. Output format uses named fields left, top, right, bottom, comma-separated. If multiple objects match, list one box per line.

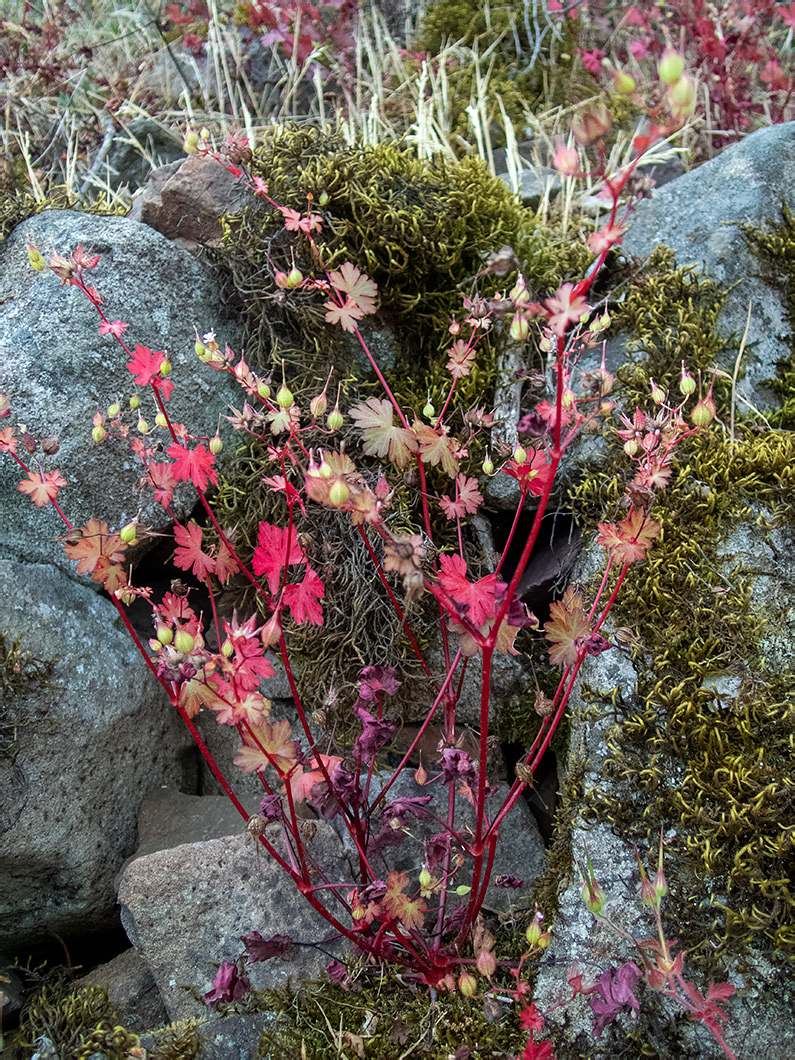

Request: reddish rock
left=137, top=155, right=251, bottom=245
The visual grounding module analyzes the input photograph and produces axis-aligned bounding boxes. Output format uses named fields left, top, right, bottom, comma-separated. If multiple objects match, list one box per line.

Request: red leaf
left=434, top=553, right=496, bottom=627
left=173, top=521, right=216, bottom=581
left=282, top=567, right=324, bottom=625
left=128, top=344, right=165, bottom=386
left=167, top=441, right=218, bottom=492
left=251, top=521, right=306, bottom=595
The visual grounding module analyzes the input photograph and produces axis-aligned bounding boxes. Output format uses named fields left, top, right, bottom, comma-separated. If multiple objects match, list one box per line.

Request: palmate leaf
left=412, top=419, right=459, bottom=478
left=349, top=398, right=417, bottom=468
left=597, top=508, right=660, bottom=564
left=544, top=586, right=591, bottom=666
left=383, top=870, right=427, bottom=931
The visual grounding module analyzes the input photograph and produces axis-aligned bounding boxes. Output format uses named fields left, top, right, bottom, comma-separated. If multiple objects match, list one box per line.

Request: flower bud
left=257, top=380, right=271, bottom=401
left=155, top=412, right=168, bottom=428
left=580, top=872, right=607, bottom=915
left=276, top=384, right=293, bottom=408
left=423, top=400, right=435, bottom=418
left=184, top=130, right=199, bottom=154
left=623, top=438, right=640, bottom=457
left=668, top=73, right=696, bottom=118
left=525, top=913, right=545, bottom=947
left=137, top=419, right=148, bottom=434
left=691, top=393, right=716, bottom=426
left=174, top=630, right=195, bottom=654
left=118, top=589, right=136, bottom=606
left=571, top=102, right=612, bottom=146
left=510, top=312, right=530, bottom=341
left=107, top=402, right=120, bottom=418
left=120, top=522, right=138, bottom=545
left=329, top=480, right=350, bottom=507
left=310, top=392, right=328, bottom=418
left=476, top=949, right=497, bottom=977
left=327, top=406, right=344, bottom=431
left=448, top=320, right=461, bottom=336
left=659, top=47, right=685, bottom=85
left=27, top=242, right=46, bottom=271
left=539, top=335, right=554, bottom=353
left=160, top=359, right=172, bottom=376
left=157, top=625, right=174, bottom=646
left=286, top=267, right=304, bottom=289
left=209, top=434, right=223, bottom=454
left=418, top=868, right=432, bottom=891
left=92, top=425, right=107, bottom=443
left=553, top=146, right=579, bottom=177
left=458, top=971, right=478, bottom=997
left=650, top=379, right=666, bottom=405
left=129, top=394, right=140, bottom=410
left=221, top=638, right=234, bottom=657
left=612, top=68, right=636, bottom=95
left=195, top=339, right=209, bottom=361
left=319, top=459, right=333, bottom=479
left=482, top=453, right=494, bottom=476
left=679, top=363, right=696, bottom=395
left=513, top=445, right=527, bottom=464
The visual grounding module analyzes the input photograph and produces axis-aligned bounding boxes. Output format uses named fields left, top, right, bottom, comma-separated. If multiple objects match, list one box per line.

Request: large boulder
left=0, top=559, right=196, bottom=950
left=0, top=209, right=241, bottom=576
left=118, top=824, right=350, bottom=1022
left=621, top=122, right=795, bottom=408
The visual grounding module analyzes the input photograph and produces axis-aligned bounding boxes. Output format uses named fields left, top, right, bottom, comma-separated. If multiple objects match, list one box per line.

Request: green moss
left=738, top=203, right=795, bottom=429
left=0, top=187, right=125, bottom=243
left=612, top=244, right=735, bottom=416
left=567, top=298, right=795, bottom=975
left=15, top=982, right=139, bottom=1059
left=255, top=964, right=527, bottom=1058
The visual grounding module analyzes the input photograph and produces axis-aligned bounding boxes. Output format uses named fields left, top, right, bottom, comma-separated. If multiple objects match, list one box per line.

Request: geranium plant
left=2, top=50, right=737, bottom=1057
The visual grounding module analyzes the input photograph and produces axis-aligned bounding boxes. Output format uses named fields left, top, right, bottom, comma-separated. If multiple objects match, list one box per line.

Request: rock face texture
left=118, top=824, right=350, bottom=1021
left=0, top=560, right=196, bottom=949
left=620, top=121, right=795, bottom=409
left=0, top=207, right=243, bottom=953
left=532, top=124, right=795, bottom=1059
left=0, top=209, right=241, bottom=574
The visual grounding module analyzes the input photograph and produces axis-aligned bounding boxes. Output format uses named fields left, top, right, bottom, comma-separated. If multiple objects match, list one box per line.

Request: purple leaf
left=204, top=960, right=251, bottom=1005
left=353, top=705, right=396, bottom=758
left=589, top=961, right=642, bottom=1037
left=439, top=747, right=476, bottom=784
left=358, top=665, right=402, bottom=700
left=241, top=931, right=294, bottom=963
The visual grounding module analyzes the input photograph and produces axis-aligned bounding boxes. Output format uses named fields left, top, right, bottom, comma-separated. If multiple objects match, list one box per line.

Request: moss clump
left=255, top=965, right=527, bottom=1058
left=738, top=203, right=795, bottom=429
left=15, top=982, right=139, bottom=1059
left=569, top=405, right=795, bottom=973
left=0, top=187, right=126, bottom=244
left=612, top=244, right=735, bottom=415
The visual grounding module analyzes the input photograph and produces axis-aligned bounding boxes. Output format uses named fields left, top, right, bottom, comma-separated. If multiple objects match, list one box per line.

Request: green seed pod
left=327, top=406, right=344, bottom=431
left=276, top=384, right=293, bottom=408
left=209, top=434, right=223, bottom=454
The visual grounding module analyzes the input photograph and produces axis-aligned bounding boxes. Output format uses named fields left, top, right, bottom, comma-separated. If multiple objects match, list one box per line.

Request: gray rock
left=362, top=768, right=546, bottom=912
left=117, top=826, right=350, bottom=1021
left=0, top=559, right=196, bottom=949
left=0, top=210, right=241, bottom=576
left=621, top=122, right=795, bottom=410
left=118, top=787, right=252, bottom=879
left=73, top=947, right=169, bottom=1034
